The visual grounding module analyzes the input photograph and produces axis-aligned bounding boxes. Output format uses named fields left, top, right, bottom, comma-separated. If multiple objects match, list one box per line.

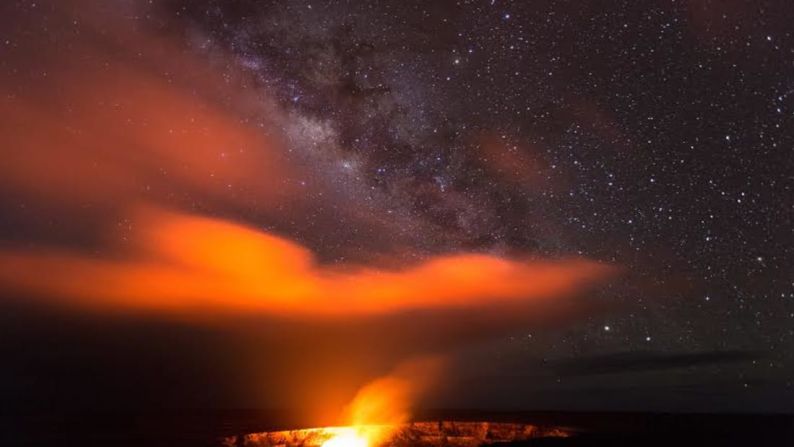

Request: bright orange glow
left=0, top=208, right=613, bottom=318
left=320, top=427, right=370, bottom=447
left=345, top=358, right=443, bottom=427
left=313, top=358, right=445, bottom=447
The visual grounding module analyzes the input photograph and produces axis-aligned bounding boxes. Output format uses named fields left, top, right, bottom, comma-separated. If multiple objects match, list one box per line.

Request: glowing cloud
left=0, top=208, right=612, bottom=318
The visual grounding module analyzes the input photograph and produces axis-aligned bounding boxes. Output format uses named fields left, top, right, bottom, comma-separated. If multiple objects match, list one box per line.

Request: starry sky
left=1, top=0, right=793, bottom=414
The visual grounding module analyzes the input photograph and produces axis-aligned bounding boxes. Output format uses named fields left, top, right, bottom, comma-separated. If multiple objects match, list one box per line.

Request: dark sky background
left=1, top=0, right=793, bottom=417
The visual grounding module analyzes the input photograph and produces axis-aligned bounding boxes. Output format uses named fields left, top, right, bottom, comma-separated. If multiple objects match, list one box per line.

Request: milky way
left=158, top=0, right=794, bottom=406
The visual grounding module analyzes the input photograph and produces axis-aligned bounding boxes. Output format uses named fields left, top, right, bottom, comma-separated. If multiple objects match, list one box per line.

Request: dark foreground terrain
left=2, top=410, right=792, bottom=447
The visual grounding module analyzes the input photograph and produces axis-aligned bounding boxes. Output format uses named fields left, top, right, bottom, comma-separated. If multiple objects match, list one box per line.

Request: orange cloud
left=0, top=207, right=612, bottom=318
left=0, top=11, right=294, bottom=214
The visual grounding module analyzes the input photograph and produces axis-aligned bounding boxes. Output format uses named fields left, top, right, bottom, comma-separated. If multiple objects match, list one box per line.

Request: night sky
left=1, top=0, right=793, bottom=416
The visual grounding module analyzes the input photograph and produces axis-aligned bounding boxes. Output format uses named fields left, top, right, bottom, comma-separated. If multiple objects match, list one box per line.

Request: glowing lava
left=320, top=427, right=370, bottom=447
